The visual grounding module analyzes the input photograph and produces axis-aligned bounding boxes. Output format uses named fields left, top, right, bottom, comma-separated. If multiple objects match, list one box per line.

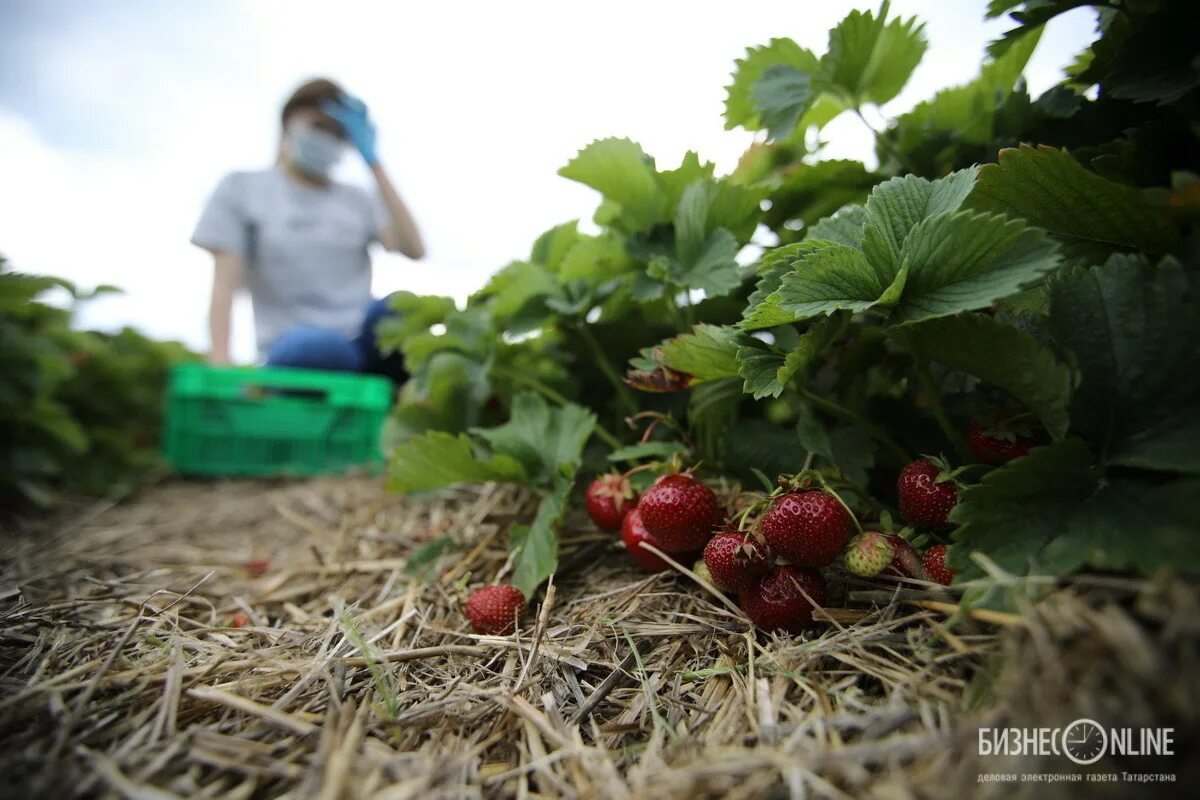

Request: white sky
left=0, top=0, right=1097, bottom=362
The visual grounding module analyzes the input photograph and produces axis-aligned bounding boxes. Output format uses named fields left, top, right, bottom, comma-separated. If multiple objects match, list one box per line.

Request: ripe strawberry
left=843, top=531, right=894, bottom=577
left=740, top=565, right=828, bottom=634
left=637, top=473, right=724, bottom=553
left=897, top=459, right=958, bottom=526
left=883, top=534, right=924, bottom=579
left=759, top=490, right=854, bottom=566
left=230, top=612, right=251, bottom=628
left=923, top=544, right=955, bottom=585
left=968, top=418, right=1038, bottom=465
left=585, top=473, right=637, bottom=531
left=621, top=508, right=674, bottom=572
left=703, top=530, right=771, bottom=592
left=464, top=584, right=525, bottom=635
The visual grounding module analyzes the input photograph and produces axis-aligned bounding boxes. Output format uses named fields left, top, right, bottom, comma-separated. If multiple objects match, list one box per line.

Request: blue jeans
left=266, top=296, right=407, bottom=382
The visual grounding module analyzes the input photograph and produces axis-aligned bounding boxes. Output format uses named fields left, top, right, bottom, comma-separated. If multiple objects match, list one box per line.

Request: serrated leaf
left=968, top=145, right=1178, bottom=254
left=680, top=229, right=742, bottom=298
left=741, top=241, right=832, bottom=330
left=904, top=313, right=1071, bottom=439
left=558, top=235, right=636, bottom=284
left=1047, top=256, right=1200, bottom=474
left=772, top=243, right=903, bottom=321
left=766, top=163, right=877, bottom=239
left=375, top=292, right=457, bottom=355
left=751, top=65, right=813, bottom=141
left=949, top=438, right=1200, bottom=579
left=471, top=392, right=596, bottom=486
left=890, top=210, right=1060, bottom=324
left=558, top=138, right=668, bottom=232
left=530, top=221, right=581, bottom=269
left=806, top=204, right=870, bottom=248
left=795, top=402, right=834, bottom=462
left=818, top=1, right=927, bottom=107
left=656, top=324, right=740, bottom=383
left=725, top=38, right=820, bottom=131
left=476, top=261, right=557, bottom=319
left=737, top=314, right=847, bottom=399
left=389, top=432, right=528, bottom=492
left=509, top=476, right=571, bottom=597
left=862, top=168, right=978, bottom=271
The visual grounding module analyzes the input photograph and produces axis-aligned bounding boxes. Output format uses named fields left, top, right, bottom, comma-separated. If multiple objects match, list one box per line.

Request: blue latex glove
left=322, top=93, right=378, bottom=166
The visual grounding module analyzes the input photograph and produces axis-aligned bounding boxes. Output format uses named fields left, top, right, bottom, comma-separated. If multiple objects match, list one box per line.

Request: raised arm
left=207, top=251, right=244, bottom=365
left=323, top=94, right=426, bottom=260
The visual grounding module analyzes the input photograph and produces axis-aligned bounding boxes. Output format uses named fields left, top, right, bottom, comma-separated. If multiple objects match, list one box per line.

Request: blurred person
left=192, top=78, right=423, bottom=379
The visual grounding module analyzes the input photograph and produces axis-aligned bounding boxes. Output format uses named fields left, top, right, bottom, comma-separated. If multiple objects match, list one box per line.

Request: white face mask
left=286, top=125, right=344, bottom=177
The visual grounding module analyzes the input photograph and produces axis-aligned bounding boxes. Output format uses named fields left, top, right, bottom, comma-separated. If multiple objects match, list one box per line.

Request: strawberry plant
left=1, top=260, right=196, bottom=510
left=385, top=1, right=1199, bottom=607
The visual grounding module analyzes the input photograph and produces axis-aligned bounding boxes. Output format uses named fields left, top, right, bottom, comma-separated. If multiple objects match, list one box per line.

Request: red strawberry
left=621, top=508, right=674, bottom=572
left=740, top=565, right=827, bottom=634
left=897, top=459, right=958, bottom=526
left=883, top=534, right=925, bottom=579
left=585, top=473, right=637, bottom=531
left=923, top=544, right=955, bottom=585
left=968, top=418, right=1038, bottom=465
left=464, top=584, right=525, bottom=635
left=759, top=490, right=854, bottom=566
left=703, top=530, right=771, bottom=592
left=637, top=473, right=724, bottom=553
left=230, top=612, right=251, bottom=628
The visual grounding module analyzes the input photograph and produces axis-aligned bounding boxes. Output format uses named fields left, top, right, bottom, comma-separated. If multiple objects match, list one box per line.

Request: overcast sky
left=0, top=1, right=1097, bottom=362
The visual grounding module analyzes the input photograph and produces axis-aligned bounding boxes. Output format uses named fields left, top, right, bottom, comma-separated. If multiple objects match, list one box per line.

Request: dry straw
left=1, top=476, right=1195, bottom=798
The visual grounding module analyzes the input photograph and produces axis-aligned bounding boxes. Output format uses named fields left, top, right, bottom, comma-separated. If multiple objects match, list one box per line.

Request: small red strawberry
left=759, top=490, right=854, bottom=567
left=843, top=531, right=894, bottom=577
left=621, top=508, right=674, bottom=572
left=703, top=530, right=771, bottom=592
left=897, top=458, right=958, bottom=526
left=923, top=544, right=955, bottom=585
left=740, top=565, right=828, bottom=634
left=585, top=473, right=637, bottom=531
left=464, top=584, right=525, bottom=635
left=230, top=612, right=251, bottom=628
left=883, top=534, right=925, bottom=579
left=968, top=418, right=1038, bottom=465
left=637, top=473, right=724, bottom=553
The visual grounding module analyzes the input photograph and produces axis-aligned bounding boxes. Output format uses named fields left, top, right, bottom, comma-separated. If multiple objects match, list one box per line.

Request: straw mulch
left=1, top=475, right=1196, bottom=799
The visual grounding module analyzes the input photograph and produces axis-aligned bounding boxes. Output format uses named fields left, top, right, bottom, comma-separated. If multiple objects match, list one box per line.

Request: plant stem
left=575, top=323, right=640, bottom=418
left=901, top=330, right=970, bottom=462
left=853, top=107, right=914, bottom=175
left=491, top=365, right=623, bottom=450
left=795, top=385, right=911, bottom=466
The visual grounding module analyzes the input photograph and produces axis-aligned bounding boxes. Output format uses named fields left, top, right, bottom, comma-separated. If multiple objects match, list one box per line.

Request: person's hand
left=322, top=93, right=379, bottom=166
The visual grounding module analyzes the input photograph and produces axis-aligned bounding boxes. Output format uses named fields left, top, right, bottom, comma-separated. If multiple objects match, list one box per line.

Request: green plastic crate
left=163, top=364, right=393, bottom=476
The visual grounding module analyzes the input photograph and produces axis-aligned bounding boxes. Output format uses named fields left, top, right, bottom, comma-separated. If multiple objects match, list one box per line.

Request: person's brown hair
left=280, top=78, right=346, bottom=137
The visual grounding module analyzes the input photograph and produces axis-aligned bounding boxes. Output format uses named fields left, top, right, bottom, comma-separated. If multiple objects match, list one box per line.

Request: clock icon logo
left=1062, top=718, right=1107, bottom=765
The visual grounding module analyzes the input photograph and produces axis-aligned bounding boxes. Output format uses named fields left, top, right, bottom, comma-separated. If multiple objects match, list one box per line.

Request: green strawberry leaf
left=509, top=474, right=571, bottom=597
left=557, top=235, right=636, bottom=284
left=968, top=145, right=1179, bottom=255
left=558, top=138, right=668, bottom=233
left=862, top=168, right=978, bottom=271
left=949, top=438, right=1200, bottom=579
left=1047, top=255, right=1200, bottom=474
left=725, top=38, right=820, bottom=131
left=903, top=312, right=1072, bottom=439
left=388, top=432, right=528, bottom=492
left=608, top=441, right=690, bottom=463
left=655, top=324, right=741, bottom=383
left=471, top=392, right=596, bottom=487
left=770, top=242, right=904, bottom=321
left=737, top=314, right=848, bottom=399
left=530, top=221, right=581, bottom=270
left=889, top=210, right=1060, bottom=324
left=817, top=1, right=927, bottom=107
left=751, top=65, right=813, bottom=141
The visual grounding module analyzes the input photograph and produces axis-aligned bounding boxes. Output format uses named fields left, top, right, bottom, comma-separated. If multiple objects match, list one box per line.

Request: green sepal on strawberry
left=897, top=457, right=960, bottom=527
left=759, top=489, right=854, bottom=567
left=637, top=472, right=724, bottom=553
left=464, top=584, right=526, bottom=635
left=585, top=473, right=638, bottom=531
left=740, top=565, right=828, bottom=634
left=703, top=530, right=771, bottom=592
left=923, top=544, right=956, bottom=585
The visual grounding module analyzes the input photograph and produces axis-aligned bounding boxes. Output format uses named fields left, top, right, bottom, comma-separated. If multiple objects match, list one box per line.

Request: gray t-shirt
left=191, top=167, right=387, bottom=354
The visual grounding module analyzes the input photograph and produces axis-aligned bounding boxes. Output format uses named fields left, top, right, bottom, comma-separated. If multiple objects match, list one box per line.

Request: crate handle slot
left=242, top=384, right=331, bottom=402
